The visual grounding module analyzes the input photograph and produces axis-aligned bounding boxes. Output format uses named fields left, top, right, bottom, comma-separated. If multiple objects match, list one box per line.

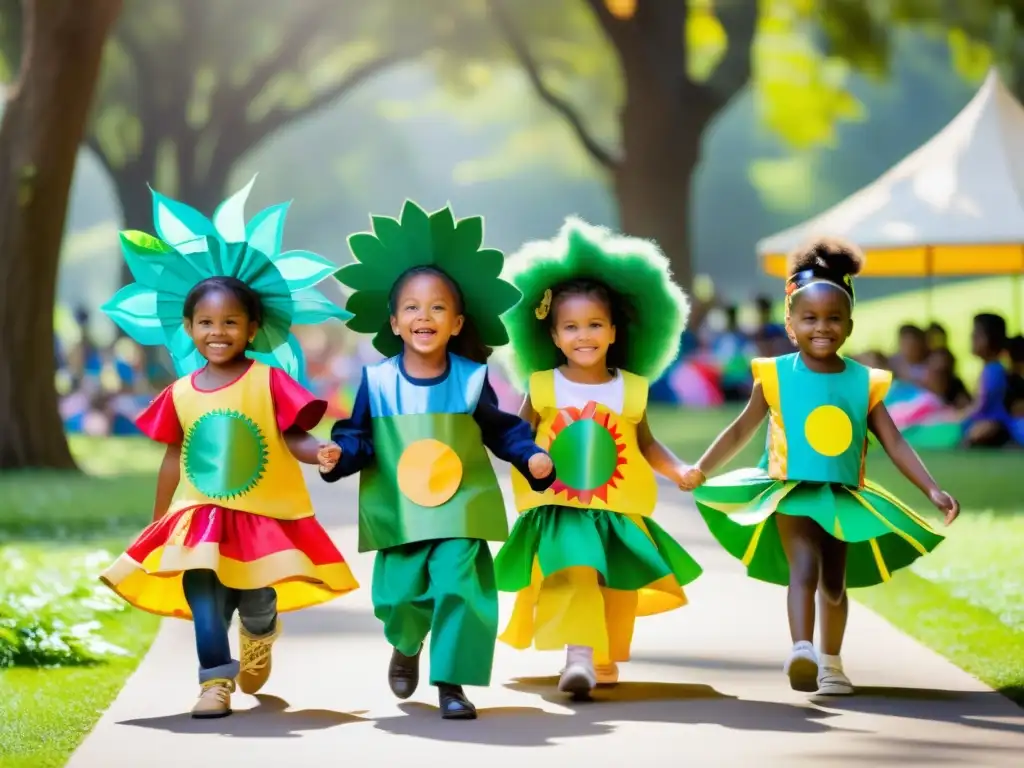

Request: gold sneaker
left=595, top=661, right=619, bottom=686
left=238, top=620, right=280, bottom=694
left=191, top=678, right=234, bottom=719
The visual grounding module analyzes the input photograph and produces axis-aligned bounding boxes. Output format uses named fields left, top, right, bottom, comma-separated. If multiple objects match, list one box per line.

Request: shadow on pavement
left=370, top=677, right=848, bottom=746
left=795, top=736, right=1024, bottom=765
left=281, top=607, right=382, bottom=636
left=816, top=686, right=1024, bottom=736
left=629, top=652, right=781, bottom=672
left=117, top=694, right=368, bottom=738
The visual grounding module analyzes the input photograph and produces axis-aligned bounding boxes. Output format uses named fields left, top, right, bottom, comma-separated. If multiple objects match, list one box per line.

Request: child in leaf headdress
left=100, top=178, right=359, bottom=719
left=494, top=218, right=703, bottom=699
left=324, top=200, right=555, bottom=720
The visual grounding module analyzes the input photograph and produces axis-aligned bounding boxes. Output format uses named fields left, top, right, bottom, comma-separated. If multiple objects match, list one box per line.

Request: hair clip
left=535, top=288, right=552, bottom=320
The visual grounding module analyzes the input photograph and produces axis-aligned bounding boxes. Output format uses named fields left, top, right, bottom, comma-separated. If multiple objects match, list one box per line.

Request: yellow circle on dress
left=804, top=405, right=853, bottom=457
left=396, top=439, right=464, bottom=507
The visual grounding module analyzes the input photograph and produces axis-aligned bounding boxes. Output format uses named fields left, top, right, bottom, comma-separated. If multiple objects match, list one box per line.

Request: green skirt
left=693, top=468, right=945, bottom=588
left=494, top=505, right=702, bottom=598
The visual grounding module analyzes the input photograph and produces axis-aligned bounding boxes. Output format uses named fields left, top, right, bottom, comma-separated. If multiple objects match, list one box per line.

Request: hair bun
left=786, top=236, right=866, bottom=279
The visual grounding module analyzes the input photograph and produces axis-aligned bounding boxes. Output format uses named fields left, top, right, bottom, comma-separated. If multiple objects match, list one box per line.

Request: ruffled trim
left=100, top=505, right=358, bottom=618
left=694, top=468, right=945, bottom=588
left=495, top=506, right=702, bottom=662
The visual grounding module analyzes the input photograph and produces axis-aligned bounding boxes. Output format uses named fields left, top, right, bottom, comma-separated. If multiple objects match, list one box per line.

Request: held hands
left=676, top=464, right=706, bottom=492
left=929, top=488, right=960, bottom=525
left=317, top=442, right=342, bottom=473
left=528, top=452, right=555, bottom=480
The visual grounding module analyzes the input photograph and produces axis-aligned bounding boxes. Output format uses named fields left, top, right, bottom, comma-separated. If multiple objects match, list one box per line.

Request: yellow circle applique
left=804, top=405, right=853, bottom=457
left=396, top=439, right=464, bottom=507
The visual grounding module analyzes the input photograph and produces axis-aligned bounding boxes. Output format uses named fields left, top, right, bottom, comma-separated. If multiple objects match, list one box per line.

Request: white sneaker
left=558, top=645, right=597, bottom=696
left=816, top=653, right=854, bottom=695
left=783, top=640, right=818, bottom=692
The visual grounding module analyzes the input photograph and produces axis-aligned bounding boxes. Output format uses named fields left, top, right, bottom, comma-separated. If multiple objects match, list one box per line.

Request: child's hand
left=528, top=452, right=554, bottom=479
left=929, top=488, right=960, bottom=525
left=676, top=465, right=706, bottom=492
left=317, top=442, right=342, bottom=473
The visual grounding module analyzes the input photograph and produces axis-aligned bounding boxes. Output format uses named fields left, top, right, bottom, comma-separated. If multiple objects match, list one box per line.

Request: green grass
left=651, top=403, right=1024, bottom=706
left=0, top=437, right=162, bottom=768
left=844, top=276, right=1024, bottom=384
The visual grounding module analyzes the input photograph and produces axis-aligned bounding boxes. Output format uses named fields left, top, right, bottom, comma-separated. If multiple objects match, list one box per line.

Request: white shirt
left=553, top=368, right=625, bottom=413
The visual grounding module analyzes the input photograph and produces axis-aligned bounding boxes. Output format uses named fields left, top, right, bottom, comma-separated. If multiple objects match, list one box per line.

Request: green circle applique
left=549, top=419, right=619, bottom=492
left=183, top=409, right=268, bottom=500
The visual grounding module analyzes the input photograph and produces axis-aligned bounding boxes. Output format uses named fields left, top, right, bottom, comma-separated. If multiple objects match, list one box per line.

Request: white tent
left=757, top=67, right=1024, bottom=278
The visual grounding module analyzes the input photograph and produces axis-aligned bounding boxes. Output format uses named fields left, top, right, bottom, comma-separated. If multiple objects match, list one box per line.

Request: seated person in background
left=962, top=313, right=1014, bottom=447
left=1006, top=335, right=1024, bottom=418
left=855, top=350, right=890, bottom=370
left=751, top=295, right=791, bottom=357
left=924, top=348, right=971, bottom=409
left=926, top=322, right=949, bottom=353
left=890, top=324, right=929, bottom=384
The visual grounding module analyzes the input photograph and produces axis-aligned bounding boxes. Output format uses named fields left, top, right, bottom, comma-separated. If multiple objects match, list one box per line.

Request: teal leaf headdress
left=102, top=176, right=350, bottom=379
left=334, top=200, right=521, bottom=358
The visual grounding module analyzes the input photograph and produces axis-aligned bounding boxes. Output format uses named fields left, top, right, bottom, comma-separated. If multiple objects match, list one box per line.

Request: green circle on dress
left=183, top=409, right=268, bottom=500
left=549, top=419, right=619, bottom=491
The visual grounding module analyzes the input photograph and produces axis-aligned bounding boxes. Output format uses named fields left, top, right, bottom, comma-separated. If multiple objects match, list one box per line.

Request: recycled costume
left=494, top=218, right=703, bottom=669
left=693, top=265, right=945, bottom=588
left=100, top=179, right=358, bottom=691
left=323, top=200, right=554, bottom=694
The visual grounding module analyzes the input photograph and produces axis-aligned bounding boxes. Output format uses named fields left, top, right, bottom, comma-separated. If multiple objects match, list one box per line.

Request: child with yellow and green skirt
left=680, top=237, right=960, bottom=696
left=494, top=219, right=703, bottom=699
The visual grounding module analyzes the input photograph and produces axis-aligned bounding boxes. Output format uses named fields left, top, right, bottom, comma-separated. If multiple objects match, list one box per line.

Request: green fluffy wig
left=498, top=217, right=690, bottom=386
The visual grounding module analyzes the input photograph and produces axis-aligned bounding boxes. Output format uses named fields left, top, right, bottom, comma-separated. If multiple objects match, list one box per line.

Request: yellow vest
left=168, top=362, right=314, bottom=520
left=511, top=369, right=658, bottom=516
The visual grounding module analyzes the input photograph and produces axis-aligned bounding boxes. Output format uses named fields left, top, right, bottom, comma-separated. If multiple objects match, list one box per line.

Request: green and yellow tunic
left=693, top=353, right=945, bottom=588
left=496, top=368, right=702, bottom=665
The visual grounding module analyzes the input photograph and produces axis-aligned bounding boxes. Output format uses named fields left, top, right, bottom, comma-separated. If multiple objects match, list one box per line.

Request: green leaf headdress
left=497, top=217, right=691, bottom=386
left=102, top=176, right=350, bottom=380
left=334, top=200, right=521, bottom=358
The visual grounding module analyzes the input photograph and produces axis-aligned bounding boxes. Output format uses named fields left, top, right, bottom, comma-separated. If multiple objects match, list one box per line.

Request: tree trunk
left=0, top=0, right=122, bottom=470
left=614, top=78, right=711, bottom=291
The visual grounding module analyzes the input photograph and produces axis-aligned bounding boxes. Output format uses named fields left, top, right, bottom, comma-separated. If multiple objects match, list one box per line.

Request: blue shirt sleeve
left=976, top=362, right=1008, bottom=417
left=320, top=369, right=375, bottom=483
left=474, top=373, right=556, bottom=492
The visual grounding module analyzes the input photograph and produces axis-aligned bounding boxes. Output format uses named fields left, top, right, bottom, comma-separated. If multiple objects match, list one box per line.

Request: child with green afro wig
left=493, top=217, right=703, bottom=699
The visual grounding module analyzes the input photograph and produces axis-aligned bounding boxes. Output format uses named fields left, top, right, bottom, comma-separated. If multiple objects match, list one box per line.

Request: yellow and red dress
left=101, top=361, right=359, bottom=619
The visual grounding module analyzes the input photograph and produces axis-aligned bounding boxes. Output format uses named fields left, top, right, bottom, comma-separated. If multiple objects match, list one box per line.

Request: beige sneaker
left=816, top=654, right=854, bottom=695
left=191, top=678, right=234, bottom=719
left=595, top=661, right=619, bottom=686
left=784, top=640, right=819, bottom=692
left=238, top=620, right=280, bottom=695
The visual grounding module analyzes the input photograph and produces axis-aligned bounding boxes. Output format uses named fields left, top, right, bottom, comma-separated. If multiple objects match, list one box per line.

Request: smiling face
left=550, top=292, right=616, bottom=371
left=788, top=282, right=852, bottom=363
left=184, top=288, right=258, bottom=368
left=389, top=272, right=464, bottom=361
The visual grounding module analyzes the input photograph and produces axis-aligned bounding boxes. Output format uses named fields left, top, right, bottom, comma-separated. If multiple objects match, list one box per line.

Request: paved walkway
left=68, top=469, right=1024, bottom=767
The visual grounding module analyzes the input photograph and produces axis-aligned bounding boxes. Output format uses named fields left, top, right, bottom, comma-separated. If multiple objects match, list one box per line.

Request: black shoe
left=437, top=683, right=477, bottom=720
left=388, top=646, right=421, bottom=699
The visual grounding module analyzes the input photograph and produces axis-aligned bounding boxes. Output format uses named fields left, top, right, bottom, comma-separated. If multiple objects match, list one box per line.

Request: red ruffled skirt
left=100, top=505, right=359, bottom=619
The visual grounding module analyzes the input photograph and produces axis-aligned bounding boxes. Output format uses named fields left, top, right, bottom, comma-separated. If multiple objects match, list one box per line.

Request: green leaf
left=101, top=285, right=165, bottom=346
left=245, top=202, right=291, bottom=259
left=451, top=215, right=483, bottom=256
left=334, top=262, right=386, bottom=292
left=346, top=232, right=390, bottom=267
left=428, top=205, right=458, bottom=259
left=212, top=175, right=257, bottom=243
left=119, top=230, right=174, bottom=289
left=272, top=249, right=337, bottom=291
left=151, top=188, right=217, bottom=246
left=371, top=215, right=413, bottom=267
left=344, top=290, right=390, bottom=333
left=290, top=287, right=350, bottom=324
left=399, top=199, right=433, bottom=262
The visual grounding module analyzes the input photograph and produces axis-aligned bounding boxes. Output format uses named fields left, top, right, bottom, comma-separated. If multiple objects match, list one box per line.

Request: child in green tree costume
left=494, top=218, right=703, bottom=699
left=321, top=201, right=555, bottom=720
left=680, top=237, right=960, bottom=696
